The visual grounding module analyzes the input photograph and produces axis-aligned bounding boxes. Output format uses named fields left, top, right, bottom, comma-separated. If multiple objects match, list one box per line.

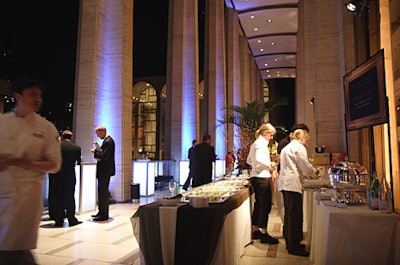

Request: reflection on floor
left=34, top=188, right=312, bottom=265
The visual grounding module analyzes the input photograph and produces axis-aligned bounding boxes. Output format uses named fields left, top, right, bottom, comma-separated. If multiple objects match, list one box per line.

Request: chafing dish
left=328, top=161, right=368, bottom=204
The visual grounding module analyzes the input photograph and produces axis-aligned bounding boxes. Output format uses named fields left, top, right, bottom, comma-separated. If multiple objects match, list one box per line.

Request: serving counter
left=131, top=184, right=252, bottom=265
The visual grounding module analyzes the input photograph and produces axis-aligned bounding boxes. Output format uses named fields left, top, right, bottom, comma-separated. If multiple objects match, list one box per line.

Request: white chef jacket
left=247, top=135, right=272, bottom=178
left=278, top=139, right=316, bottom=194
left=0, top=111, right=61, bottom=250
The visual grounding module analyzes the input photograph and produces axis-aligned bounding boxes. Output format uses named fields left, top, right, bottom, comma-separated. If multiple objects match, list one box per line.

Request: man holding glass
left=90, top=125, right=115, bottom=221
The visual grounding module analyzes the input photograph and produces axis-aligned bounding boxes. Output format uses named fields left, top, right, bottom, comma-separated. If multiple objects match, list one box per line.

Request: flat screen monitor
left=343, top=49, right=388, bottom=131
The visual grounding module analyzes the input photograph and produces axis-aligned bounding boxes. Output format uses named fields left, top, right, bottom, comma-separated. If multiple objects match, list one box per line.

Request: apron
left=0, top=114, right=45, bottom=250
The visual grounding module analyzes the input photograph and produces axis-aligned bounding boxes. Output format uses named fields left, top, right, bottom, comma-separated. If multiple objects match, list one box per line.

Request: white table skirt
left=310, top=201, right=399, bottom=265
left=303, top=189, right=317, bottom=242
left=209, top=196, right=252, bottom=265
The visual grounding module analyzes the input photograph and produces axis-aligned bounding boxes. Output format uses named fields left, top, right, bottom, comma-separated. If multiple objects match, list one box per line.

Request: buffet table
left=131, top=185, right=252, bottom=265
left=310, top=199, right=399, bottom=265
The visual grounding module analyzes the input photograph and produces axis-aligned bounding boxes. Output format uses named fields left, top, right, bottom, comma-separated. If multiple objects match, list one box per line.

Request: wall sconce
left=309, top=96, right=315, bottom=105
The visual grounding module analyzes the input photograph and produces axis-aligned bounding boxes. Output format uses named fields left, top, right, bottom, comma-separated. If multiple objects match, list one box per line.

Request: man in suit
left=192, top=134, right=216, bottom=188
left=51, top=130, right=82, bottom=227
left=91, top=125, right=115, bottom=221
left=183, top=139, right=197, bottom=190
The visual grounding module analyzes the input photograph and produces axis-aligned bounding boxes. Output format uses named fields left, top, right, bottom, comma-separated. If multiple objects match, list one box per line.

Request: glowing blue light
left=181, top=83, right=197, bottom=160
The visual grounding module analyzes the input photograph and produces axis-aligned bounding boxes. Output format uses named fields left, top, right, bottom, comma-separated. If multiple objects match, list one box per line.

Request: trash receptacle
left=131, top=183, right=140, bottom=203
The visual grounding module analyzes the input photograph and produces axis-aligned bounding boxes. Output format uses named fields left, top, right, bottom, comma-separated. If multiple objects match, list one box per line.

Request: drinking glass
left=169, top=181, right=176, bottom=197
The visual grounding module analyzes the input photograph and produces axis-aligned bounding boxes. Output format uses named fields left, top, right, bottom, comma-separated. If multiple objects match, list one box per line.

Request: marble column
left=204, top=0, right=226, bottom=159
left=165, top=0, right=199, bottom=177
left=226, top=7, right=241, bottom=152
left=250, top=58, right=258, bottom=103
left=239, top=35, right=251, bottom=104
left=74, top=0, right=133, bottom=201
left=379, top=0, right=399, bottom=212
left=297, top=0, right=349, bottom=154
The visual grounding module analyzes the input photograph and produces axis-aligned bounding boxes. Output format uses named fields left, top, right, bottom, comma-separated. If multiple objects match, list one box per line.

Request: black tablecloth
left=135, top=186, right=252, bottom=265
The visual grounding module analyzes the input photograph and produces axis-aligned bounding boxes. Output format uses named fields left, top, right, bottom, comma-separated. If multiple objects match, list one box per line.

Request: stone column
left=240, top=35, right=251, bottom=104
left=165, top=0, right=199, bottom=177
left=379, top=0, right=399, bottom=211
left=74, top=0, right=133, bottom=201
left=204, top=0, right=226, bottom=159
left=226, top=7, right=241, bottom=152
left=297, top=0, right=349, bottom=153
left=250, top=58, right=258, bottom=102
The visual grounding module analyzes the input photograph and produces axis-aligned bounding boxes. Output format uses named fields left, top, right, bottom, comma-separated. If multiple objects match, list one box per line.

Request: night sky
left=0, top=0, right=169, bottom=130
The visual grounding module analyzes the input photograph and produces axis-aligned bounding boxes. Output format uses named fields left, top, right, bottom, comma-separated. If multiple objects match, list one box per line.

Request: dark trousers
left=183, top=169, right=193, bottom=190
left=251, top=177, right=272, bottom=229
left=52, top=179, right=77, bottom=224
left=47, top=176, right=56, bottom=220
left=282, top=191, right=304, bottom=251
left=97, top=176, right=111, bottom=219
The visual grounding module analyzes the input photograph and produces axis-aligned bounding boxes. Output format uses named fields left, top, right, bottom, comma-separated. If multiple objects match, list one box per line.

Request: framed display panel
left=343, top=49, right=388, bottom=131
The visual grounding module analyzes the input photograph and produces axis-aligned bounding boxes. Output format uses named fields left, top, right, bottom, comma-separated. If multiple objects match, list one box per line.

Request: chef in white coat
left=0, top=78, right=61, bottom=264
left=278, top=129, right=318, bottom=257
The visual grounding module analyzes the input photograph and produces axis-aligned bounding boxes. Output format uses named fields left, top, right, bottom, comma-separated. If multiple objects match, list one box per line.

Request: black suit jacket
left=192, top=142, right=216, bottom=187
left=57, top=140, right=81, bottom=184
left=94, top=135, right=116, bottom=178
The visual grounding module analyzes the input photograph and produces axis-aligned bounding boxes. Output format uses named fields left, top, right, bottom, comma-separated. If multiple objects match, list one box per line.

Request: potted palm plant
left=220, top=98, right=288, bottom=173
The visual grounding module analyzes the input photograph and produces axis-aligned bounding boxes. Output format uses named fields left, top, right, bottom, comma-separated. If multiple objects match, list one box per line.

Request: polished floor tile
left=33, top=188, right=312, bottom=265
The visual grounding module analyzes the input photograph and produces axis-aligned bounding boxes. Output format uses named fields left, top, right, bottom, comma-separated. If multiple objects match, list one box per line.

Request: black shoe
left=259, top=233, right=279, bottom=244
left=289, top=248, right=310, bottom=257
left=69, top=220, right=82, bottom=226
left=91, top=213, right=100, bottom=218
left=93, top=216, right=108, bottom=221
left=53, top=222, right=63, bottom=227
left=253, top=230, right=262, bottom=239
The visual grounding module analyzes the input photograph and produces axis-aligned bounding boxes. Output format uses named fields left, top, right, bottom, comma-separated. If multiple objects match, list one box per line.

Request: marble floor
left=34, top=189, right=312, bottom=265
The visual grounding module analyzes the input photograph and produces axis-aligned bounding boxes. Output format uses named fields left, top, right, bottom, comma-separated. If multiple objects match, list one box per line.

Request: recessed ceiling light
left=274, top=58, right=278, bottom=62
left=277, top=74, right=280, bottom=77
left=267, top=19, right=272, bottom=23
left=271, top=42, right=276, bottom=45
left=266, top=70, right=270, bottom=73
left=277, top=71, right=280, bottom=73
left=260, top=48, right=264, bottom=52
left=250, top=15, right=255, bottom=19
left=254, top=28, right=258, bottom=31
left=268, top=75, right=271, bottom=78
left=257, top=40, right=261, bottom=43
left=264, top=63, right=268, bottom=66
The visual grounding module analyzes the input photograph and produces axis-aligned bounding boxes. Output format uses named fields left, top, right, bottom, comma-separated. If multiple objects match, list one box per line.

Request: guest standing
left=278, top=129, right=318, bottom=257
left=192, top=134, right=216, bottom=188
left=183, top=139, right=197, bottom=190
left=90, top=125, right=115, bottom=221
left=51, top=130, right=82, bottom=227
left=0, top=78, right=62, bottom=264
left=246, top=123, right=279, bottom=244
left=225, top=151, right=235, bottom=176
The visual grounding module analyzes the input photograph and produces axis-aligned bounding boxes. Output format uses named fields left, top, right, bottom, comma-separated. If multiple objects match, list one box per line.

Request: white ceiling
left=227, top=0, right=298, bottom=80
